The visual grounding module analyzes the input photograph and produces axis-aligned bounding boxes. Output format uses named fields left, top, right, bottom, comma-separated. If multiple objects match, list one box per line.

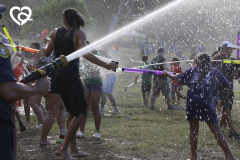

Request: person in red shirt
left=170, top=58, right=186, bottom=106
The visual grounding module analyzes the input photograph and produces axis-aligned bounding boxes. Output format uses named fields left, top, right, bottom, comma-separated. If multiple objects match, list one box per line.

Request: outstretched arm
left=76, top=29, right=117, bottom=70
left=161, top=70, right=177, bottom=81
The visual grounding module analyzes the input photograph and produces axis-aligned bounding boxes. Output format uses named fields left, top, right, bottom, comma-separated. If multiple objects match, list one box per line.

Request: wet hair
left=142, top=55, right=148, bottom=62
left=63, top=8, right=84, bottom=28
left=172, top=57, right=180, bottom=64
left=31, top=42, right=41, bottom=50
left=194, top=53, right=211, bottom=80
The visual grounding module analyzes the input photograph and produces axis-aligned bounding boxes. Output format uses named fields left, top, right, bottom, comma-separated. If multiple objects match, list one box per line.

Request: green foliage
left=20, top=0, right=96, bottom=39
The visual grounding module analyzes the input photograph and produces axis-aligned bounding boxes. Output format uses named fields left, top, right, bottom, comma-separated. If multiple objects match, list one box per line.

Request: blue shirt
left=177, top=67, right=229, bottom=95
left=0, top=42, right=17, bottom=127
left=177, top=67, right=229, bottom=123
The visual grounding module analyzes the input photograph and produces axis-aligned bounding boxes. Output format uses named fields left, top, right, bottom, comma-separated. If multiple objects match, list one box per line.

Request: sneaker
left=228, top=132, right=240, bottom=139
left=93, top=132, right=101, bottom=138
left=150, top=106, right=154, bottom=110
left=99, top=107, right=104, bottom=115
left=35, top=124, right=42, bottom=130
left=168, top=106, right=178, bottom=110
left=111, top=107, right=120, bottom=114
left=76, top=131, right=84, bottom=138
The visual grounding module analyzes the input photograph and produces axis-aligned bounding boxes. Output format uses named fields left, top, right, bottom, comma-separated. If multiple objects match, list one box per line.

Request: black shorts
left=56, top=74, right=87, bottom=116
left=141, top=82, right=151, bottom=93
left=0, top=126, right=15, bottom=160
left=218, top=89, right=234, bottom=112
left=48, top=71, right=60, bottom=95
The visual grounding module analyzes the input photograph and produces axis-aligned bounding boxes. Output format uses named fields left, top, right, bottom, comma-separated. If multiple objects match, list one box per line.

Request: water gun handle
left=26, top=67, right=49, bottom=96
left=111, top=61, right=118, bottom=72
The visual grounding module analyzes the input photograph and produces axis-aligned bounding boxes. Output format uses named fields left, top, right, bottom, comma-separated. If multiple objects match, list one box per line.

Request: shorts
left=83, top=84, right=103, bottom=91
left=102, top=74, right=116, bottom=94
left=0, top=126, right=15, bottom=160
left=218, top=89, right=234, bottom=112
left=152, top=78, right=170, bottom=96
left=141, top=82, right=151, bottom=93
left=48, top=71, right=60, bottom=95
left=56, top=74, right=87, bottom=116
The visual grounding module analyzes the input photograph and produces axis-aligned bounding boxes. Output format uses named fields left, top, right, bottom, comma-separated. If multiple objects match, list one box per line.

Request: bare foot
left=71, top=151, right=89, bottom=157
left=55, top=146, right=76, bottom=159
left=39, top=141, right=55, bottom=146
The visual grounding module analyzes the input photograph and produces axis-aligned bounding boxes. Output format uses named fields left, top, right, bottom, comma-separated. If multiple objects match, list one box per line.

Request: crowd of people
left=0, top=4, right=239, bottom=160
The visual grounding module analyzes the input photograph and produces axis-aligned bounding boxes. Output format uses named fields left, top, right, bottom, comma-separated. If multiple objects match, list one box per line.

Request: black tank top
left=54, top=27, right=79, bottom=75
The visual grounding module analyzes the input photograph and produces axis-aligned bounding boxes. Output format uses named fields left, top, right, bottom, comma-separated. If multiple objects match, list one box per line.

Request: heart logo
left=10, top=6, right=32, bottom=26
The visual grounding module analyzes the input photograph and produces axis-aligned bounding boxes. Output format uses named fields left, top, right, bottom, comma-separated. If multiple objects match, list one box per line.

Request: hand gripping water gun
left=19, top=55, right=68, bottom=84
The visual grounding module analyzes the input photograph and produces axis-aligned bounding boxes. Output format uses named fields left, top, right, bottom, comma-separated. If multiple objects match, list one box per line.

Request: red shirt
left=171, top=64, right=182, bottom=86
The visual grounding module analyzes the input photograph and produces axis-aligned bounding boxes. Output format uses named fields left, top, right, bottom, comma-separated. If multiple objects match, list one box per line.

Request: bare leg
left=151, top=95, right=156, bottom=108
left=79, top=90, right=90, bottom=133
left=189, top=119, right=199, bottom=160
left=171, top=86, right=176, bottom=105
left=14, top=109, right=22, bottom=122
left=100, top=92, right=107, bottom=108
left=107, top=93, right=117, bottom=107
left=55, top=113, right=88, bottom=159
left=15, top=109, right=26, bottom=132
left=164, top=95, right=172, bottom=107
left=39, top=94, right=63, bottom=144
left=206, top=122, right=235, bottom=160
left=29, top=95, right=44, bottom=125
left=142, top=92, right=146, bottom=104
left=36, top=95, right=47, bottom=117
left=216, top=101, right=222, bottom=116
left=23, top=98, right=30, bottom=121
left=57, top=102, right=66, bottom=137
left=91, top=91, right=102, bottom=131
left=220, top=108, right=235, bottom=134
left=176, top=86, right=187, bottom=106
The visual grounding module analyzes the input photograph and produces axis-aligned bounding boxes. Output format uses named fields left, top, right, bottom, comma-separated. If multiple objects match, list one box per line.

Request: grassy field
left=16, top=47, right=240, bottom=159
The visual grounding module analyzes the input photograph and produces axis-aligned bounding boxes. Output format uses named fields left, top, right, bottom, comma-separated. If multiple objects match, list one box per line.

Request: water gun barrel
left=20, top=55, right=68, bottom=84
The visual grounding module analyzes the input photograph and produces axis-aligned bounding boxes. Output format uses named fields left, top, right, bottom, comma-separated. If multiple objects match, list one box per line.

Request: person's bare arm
left=45, top=28, right=57, bottom=57
left=163, top=64, right=169, bottom=71
left=76, top=30, right=118, bottom=70
left=0, top=77, right=51, bottom=101
left=134, top=73, right=140, bottom=84
left=161, top=70, right=177, bottom=81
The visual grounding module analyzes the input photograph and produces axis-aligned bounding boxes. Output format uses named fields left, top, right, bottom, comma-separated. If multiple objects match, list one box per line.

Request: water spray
left=125, top=79, right=141, bottom=92
left=64, top=0, right=185, bottom=62
left=19, top=55, right=68, bottom=84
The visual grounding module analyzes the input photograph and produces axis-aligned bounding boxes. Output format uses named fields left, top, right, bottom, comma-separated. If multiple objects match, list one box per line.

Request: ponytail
left=63, top=8, right=85, bottom=28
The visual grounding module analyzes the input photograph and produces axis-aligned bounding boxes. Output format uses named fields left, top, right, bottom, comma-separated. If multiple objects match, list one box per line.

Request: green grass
left=16, top=47, right=240, bottom=159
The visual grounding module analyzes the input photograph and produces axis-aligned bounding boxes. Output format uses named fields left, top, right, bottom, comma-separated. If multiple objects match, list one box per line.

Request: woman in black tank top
left=44, top=8, right=118, bottom=159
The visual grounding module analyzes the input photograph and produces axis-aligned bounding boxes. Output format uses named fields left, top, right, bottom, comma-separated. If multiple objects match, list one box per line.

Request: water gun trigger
left=27, top=67, right=49, bottom=96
